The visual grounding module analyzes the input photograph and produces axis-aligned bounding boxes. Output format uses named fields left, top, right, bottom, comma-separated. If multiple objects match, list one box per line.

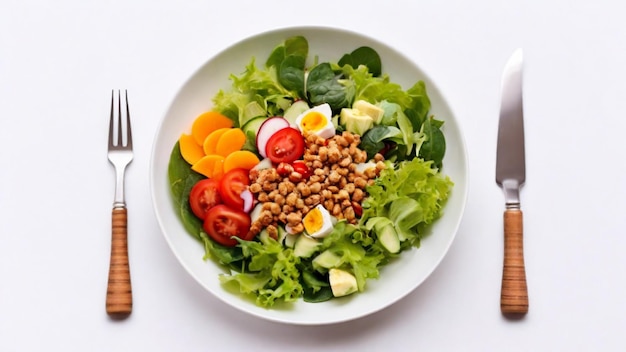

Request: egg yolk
left=303, top=207, right=323, bottom=233
left=300, top=111, right=327, bottom=133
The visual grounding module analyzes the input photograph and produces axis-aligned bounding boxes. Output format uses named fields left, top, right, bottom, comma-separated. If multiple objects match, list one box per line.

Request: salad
left=168, top=35, right=453, bottom=307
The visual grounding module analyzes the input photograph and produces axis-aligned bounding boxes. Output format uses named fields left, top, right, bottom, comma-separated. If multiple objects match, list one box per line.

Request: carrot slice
left=203, top=128, right=231, bottom=155
left=191, top=111, right=233, bottom=146
left=215, top=128, right=246, bottom=157
left=191, top=154, right=225, bottom=179
left=179, top=133, right=205, bottom=165
left=224, top=150, right=261, bottom=173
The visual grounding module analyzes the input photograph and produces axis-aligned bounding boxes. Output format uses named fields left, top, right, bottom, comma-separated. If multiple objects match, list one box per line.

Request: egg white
left=294, top=103, right=335, bottom=139
left=303, top=204, right=334, bottom=238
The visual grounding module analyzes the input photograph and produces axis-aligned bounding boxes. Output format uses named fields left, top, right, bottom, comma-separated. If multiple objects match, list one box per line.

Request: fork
left=106, top=90, right=133, bottom=318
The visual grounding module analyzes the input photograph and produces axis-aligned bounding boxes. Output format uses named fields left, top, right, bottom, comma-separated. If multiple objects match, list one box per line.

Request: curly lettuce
left=360, top=158, right=453, bottom=249
left=219, top=235, right=304, bottom=307
left=212, top=58, right=295, bottom=127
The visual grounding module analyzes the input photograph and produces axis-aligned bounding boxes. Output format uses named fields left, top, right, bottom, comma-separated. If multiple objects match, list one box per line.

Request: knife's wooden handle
left=500, top=209, right=528, bottom=315
left=106, top=207, right=132, bottom=318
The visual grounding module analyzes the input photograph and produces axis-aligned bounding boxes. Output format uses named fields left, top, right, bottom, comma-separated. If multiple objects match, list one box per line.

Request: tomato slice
left=203, top=205, right=253, bottom=246
left=265, top=127, right=305, bottom=164
left=219, top=168, right=250, bottom=211
left=291, top=160, right=311, bottom=178
left=189, top=178, right=222, bottom=220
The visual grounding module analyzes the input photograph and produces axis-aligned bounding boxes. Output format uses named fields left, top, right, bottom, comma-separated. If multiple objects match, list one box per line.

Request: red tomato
left=265, top=127, right=305, bottom=164
left=203, top=205, right=253, bottom=246
left=276, top=162, right=294, bottom=177
left=291, top=160, right=311, bottom=178
left=352, top=201, right=363, bottom=217
left=189, top=178, right=222, bottom=220
left=219, top=168, right=250, bottom=211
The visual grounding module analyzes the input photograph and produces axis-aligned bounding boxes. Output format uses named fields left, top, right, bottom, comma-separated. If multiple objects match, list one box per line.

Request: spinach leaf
left=301, top=269, right=333, bottom=303
left=266, top=36, right=308, bottom=69
left=419, top=117, right=446, bottom=168
left=360, top=125, right=402, bottom=159
left=338, top=46, right=382, bottom=77
left=266, top=36, right=308, bottom=99
left=404, top=109, right=422, bottom=133
left=201, top=233, right=245, bottom=267
left=168, top=142, right=205, bottom=241
left=278, top=55, right=305, bottom=98
left=284, top=35, right=308, bottom=58
left=265, top=46, right=285, bottom=69
left=306, top=62, right=351, bottom=111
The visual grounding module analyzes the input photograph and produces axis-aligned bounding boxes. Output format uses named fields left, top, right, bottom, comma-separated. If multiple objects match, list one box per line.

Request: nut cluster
left=248, top=130, right=385, bottom=238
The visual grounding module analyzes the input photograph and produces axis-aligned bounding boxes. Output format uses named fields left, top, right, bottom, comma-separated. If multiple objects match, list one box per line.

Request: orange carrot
left=191, top=154, right=225, bottom=179
left=215, top=128, right=246, bottom=157
left=203, top=128, right=231, bottom=155
left=179, top=133, right=205, bottom=165
left=224, top=150, right=261, bottom=173
left=191, top=111, right=233, bottom=146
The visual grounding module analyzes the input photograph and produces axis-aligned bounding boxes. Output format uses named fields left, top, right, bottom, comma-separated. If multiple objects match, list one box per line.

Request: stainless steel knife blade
left=496, top=49, right=525, bottom=203
left=496, top=49, right=528, bottom=315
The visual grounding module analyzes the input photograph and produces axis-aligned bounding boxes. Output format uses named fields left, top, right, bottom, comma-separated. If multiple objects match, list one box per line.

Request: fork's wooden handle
left=501, top=209, right=528, bottom=315
left=106, top=207, right=132, bottom=317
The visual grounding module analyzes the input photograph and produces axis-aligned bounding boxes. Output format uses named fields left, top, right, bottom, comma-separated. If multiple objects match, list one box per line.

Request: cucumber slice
left=378, top=224, right=400, bottom=254
left=283, top=100, right=310, bottom=126
left=240, top=102, right=266, bottom=127
left=365, top=217, right=400, bottom=254
left=312, top=250, right=342, bottom=271
left=241, top=116, right=268, bottom=137
left=284, top=233, right=298, bottom=248
left=294, top=234, right=321, bottom=258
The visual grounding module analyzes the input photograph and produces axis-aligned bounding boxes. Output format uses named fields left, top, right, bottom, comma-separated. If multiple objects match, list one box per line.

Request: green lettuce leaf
left=317, top=221, right=385, bottom=292
left=219, top=235, right=303, bottom=307
left=212, top=58, right=298, bottom=127
left=338, top=64, right=412, bottom=107
left=360, top=158, right=453, bottom=246
left=379, top=101, right=426, bottom=159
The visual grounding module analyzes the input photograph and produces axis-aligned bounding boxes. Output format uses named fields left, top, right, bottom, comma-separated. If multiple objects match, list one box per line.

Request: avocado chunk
left=329, top=268, right=358, bottom=297
left=353, top=99, right=384, bottom=123
left=340, top=108, right=374, bottom=135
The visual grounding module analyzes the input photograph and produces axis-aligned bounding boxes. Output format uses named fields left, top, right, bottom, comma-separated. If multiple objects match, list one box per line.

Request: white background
left=1, top=0, right=625, bottom=351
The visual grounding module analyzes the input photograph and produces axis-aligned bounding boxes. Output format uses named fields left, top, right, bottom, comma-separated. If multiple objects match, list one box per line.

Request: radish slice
left=250, top=203, right=263, bottom=223
left=256, top=117, right=290, bottom=157
left=240, top=189, right=254, bottom=213
left=252, top=157, right=273, bottom=171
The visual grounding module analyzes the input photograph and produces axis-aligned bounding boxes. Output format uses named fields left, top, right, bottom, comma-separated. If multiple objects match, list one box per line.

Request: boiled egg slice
left=303, top=204, right=333, bottom=238
left=294, top=103, right=335, bottom=139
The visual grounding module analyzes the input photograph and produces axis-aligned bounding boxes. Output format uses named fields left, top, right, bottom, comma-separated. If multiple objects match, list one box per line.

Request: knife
left=496, top=48, right=529, bottom=315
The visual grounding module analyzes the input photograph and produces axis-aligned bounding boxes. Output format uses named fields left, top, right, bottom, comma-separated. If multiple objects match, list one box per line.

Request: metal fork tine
left=109, top=90, right=115, bottom=149
left=117, top=90, right=123, bottom=147
left=125, top=90, right=133, bottom=148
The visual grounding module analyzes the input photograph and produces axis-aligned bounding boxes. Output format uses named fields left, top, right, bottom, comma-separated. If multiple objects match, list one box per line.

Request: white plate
left=150, top=26, right=468, bottom=325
